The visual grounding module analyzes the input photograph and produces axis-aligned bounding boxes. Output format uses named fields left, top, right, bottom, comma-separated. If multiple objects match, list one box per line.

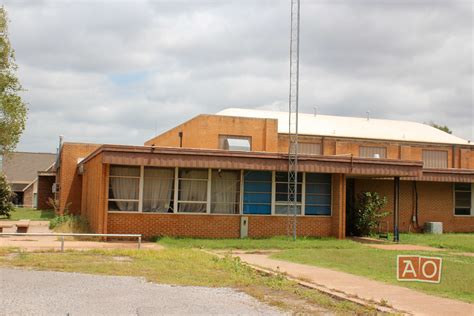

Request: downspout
left=178, top=131, right=183, bottom=148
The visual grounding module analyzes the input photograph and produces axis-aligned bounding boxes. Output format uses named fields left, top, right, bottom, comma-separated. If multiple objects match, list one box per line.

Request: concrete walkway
left=0, top=220, right=162, bottom=251
left=233, top=252, right=473, bottom=316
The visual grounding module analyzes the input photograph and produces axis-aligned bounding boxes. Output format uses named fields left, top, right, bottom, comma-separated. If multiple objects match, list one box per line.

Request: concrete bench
left=16, top=220, right=30, bottom=233
left=0, top=223, right=14, bottom=233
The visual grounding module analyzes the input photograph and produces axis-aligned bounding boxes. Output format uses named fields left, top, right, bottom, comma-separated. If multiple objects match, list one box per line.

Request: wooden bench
left=16, top=220, right=30, bottom=233
left=0, top=223, right=14, bottom=233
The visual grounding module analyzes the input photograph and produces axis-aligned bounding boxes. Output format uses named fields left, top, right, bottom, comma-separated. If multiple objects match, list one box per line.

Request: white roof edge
left=216, top=108, right=472, bottom=146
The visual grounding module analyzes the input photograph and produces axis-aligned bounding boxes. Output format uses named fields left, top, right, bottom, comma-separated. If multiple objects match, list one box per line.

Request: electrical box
left=240, top=216, right=248, bottom=238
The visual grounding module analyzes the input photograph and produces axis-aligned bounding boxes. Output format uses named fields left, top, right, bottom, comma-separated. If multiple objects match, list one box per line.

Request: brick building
left=55, top=108, right=474, bottom=239
left=1, top=152, right=56, bottom=209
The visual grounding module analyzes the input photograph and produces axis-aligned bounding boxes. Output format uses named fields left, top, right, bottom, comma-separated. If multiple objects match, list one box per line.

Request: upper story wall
left=278, top=134, right=474, bottom=169
left=145, top=114, right=473, bottom=170
left=145, top=114, right=279, bottom=152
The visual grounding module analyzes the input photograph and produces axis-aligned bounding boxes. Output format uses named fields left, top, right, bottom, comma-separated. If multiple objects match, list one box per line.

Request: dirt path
left=232, top=252, right=474, bottom=316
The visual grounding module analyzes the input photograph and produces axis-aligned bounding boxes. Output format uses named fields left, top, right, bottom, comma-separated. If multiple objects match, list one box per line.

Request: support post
left=393, top=176, right=400, bottom=243
left=60, top=235, right=65, bottom=252
left=138, top=236, right=141, bottom=250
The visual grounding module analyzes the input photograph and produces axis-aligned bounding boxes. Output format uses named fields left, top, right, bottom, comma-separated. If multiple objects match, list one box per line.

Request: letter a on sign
left=397, top=255, right=442, bottom=283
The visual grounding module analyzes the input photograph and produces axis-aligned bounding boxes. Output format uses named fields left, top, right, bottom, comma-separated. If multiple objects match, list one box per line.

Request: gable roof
left=216, top=108, right=472, bottom=145
left=1, top=152, right=56, bottom=183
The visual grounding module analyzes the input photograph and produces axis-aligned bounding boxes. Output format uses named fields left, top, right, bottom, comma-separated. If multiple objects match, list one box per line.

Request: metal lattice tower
left=287, top=0, right=300, bottom=240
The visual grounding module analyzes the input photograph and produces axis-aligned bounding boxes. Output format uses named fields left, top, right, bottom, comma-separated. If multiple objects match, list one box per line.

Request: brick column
left=331, top=173, right=347, bottom=239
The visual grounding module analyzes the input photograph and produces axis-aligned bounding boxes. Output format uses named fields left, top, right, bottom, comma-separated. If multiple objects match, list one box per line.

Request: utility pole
left=288, top=0, right=300, bottom=241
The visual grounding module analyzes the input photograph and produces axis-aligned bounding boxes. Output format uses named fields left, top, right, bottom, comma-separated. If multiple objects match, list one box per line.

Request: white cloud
left=2, top=0, right=472, bottom=152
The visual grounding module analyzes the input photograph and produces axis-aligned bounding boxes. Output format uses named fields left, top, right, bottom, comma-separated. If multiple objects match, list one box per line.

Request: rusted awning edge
left=404, top=168, right=474, bottom=183
left=85, top=146, right=423, bottom=178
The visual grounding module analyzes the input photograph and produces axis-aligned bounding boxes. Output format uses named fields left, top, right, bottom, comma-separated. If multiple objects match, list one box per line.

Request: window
left=108, top=165, right=140, bottom=212
left=243, top=171, right=272, bottom=215
left=143, top=167, right=174, bottom=213
left=211, top=170, right=240, bottom=214
left=274, top=172, right=303, bottom=215
left=454, top=183, right=473, bottom=216
left=360, top=146, right=386, bottom=159
left=305, top=173, right=331, bottom=215
left=178, top=169, right=208, bottom=213
left=298, top=143, right=322, bottom=155
left=423, top=150, right=448, bottom=168
left=219, top=135, right=251, bottom=151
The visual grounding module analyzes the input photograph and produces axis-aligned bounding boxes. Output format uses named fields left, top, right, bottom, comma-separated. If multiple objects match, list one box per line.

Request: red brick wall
left=107, top=213, right=334, bottom=239
left=354, top=179, right=474, bottom=233
left=23, top=184, right=34, bottom=208
left=57, top=143, right=101, bottom=214
left=37, top=176, right=55, bottom=210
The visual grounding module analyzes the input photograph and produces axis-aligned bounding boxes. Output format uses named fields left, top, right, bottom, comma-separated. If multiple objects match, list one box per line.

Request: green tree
left=1, top=6, right=27, bottom=218
left=352, top=192, right=388, bottom=237
left=0, top=172, right=14, bottom=218
left=428, top=121, right=452, bottom=134
left=0, top=6, right=27, bottom=155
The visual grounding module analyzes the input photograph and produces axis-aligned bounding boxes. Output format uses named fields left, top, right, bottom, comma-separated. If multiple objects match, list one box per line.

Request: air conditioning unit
left=52, top=183, right=60, bottom=193
left=424, top=222, right=443, bottom=234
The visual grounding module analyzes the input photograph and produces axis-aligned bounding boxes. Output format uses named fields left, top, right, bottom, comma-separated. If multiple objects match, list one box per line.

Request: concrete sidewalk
left=234, top=252, right=473, bottom=316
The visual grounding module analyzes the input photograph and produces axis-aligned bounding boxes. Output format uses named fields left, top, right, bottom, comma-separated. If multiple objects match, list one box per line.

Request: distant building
left=1, top=152, right=56, bottom=209
left=55, top=108, right=474, bottom=238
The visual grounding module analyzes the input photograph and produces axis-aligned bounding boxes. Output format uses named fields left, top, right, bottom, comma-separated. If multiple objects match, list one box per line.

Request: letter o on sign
left=422, top=260, right=438, bottom=279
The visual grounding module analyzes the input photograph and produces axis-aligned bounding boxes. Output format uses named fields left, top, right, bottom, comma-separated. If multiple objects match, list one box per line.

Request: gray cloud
left=3, top=0, right=472, bottom=152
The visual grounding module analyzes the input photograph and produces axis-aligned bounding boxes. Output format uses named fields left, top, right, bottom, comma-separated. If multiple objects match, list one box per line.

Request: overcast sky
left=4, top=0, right=473, bottom=153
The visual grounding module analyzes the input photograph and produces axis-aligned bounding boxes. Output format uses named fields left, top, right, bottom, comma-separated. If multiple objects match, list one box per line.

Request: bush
left=49, top=213, right=90, bottom=234
left=353, top=192, right=388, bottom=237
left=0, top=173, right=14, bottom=218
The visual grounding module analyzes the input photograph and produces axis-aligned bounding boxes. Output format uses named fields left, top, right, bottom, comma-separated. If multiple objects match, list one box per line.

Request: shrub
left=353, top=192, right=388, bottom=237
left=0, top=173, right=14, bottom=218
left=49, top=213, right=90, bottom=234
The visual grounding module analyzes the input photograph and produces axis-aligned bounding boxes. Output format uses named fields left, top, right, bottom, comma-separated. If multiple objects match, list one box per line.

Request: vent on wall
left=219, top=135, right=251, bottom=152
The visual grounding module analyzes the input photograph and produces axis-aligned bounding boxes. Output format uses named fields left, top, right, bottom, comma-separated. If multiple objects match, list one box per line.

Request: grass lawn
left=0, top=208, right=55, bottom=221
left=400, top=233, right=474, bottom=253
left=158, top=236, right=356, bottom=250
left=0, top=248, right=372, bottom=314
left=159, top=237, right=474, bottom=303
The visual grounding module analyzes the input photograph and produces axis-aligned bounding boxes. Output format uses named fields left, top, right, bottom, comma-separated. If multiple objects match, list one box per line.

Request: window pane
left=108, top=200, right=138, bottom=212
left=211, top=170, right=240, bottom=214
left=306, top=205, right=331, bottom=215
left=178, top=203, right=206, bottom=213
left=305, top=173, right=332, bottom=216
left=298, top=143, right=321, bottom=155
left=179, top=169, right=208, bottom=179
left=422, top=150, right=448, bottom=168
left=109, top=178, right=139, bottom=200
left=143, top=167, right=174, bottom=213
left=360, top=146, right=387, bottom=158
left=455, top=208, right=471, bottom=216
left=243, top=171, right=271, bottom=215
left=275, top=204, right=301, bottom=215
left=110, top=165, right=140, bottom=177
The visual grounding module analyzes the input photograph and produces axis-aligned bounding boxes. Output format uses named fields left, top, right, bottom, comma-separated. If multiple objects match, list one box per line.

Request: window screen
left=454, top=183, right=472, bottom=216
left=422, top=150, right=448, bottom=168
left=243, top=171, right=272, bottom=215
left=298, top=143, right=322, bottom=155
left=359, top=146, right=387, bottom=158
left=305, top=173, right=331, bottom=215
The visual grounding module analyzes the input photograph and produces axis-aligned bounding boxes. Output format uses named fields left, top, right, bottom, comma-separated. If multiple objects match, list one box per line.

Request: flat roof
left=216, top=108, right=472, bottom=146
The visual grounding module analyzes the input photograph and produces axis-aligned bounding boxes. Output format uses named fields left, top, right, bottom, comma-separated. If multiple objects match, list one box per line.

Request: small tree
left=0, top=173, right=14, bottom=218
left=353, top=192, right=388, bottom=236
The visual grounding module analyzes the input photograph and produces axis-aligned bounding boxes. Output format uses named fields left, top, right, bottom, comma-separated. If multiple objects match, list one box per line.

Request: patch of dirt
left=243, top=285, right=334, bottom=315
left=112, top=256, right=133, bottom=262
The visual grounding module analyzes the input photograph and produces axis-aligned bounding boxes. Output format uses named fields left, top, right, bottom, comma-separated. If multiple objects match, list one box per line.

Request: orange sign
left=397, top=255, right=442, bottom=283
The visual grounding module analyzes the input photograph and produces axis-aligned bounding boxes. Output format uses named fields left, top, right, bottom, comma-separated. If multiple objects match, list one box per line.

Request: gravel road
left=0, top=268, right=285, bottom=316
